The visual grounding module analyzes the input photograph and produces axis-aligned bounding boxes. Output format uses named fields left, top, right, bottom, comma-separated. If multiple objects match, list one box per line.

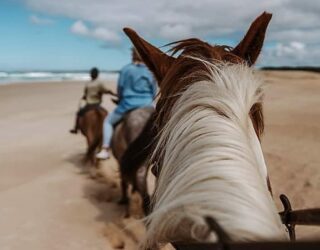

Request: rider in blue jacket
left=96, top=48, right=157, bottom=159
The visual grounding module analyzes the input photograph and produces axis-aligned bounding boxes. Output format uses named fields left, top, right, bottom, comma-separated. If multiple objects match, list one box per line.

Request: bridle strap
left=279, top=194, right=296, bottom=240
left=172, top=195, right=320, bottom=249
left=279, top=194, right=320, bottom=241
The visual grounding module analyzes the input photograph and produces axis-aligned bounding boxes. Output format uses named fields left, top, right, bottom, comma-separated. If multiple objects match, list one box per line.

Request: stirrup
left=69, top=129, right=78, bottom=134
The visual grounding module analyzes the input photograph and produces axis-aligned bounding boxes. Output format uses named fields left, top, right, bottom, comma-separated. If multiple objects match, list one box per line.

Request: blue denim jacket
left=115, top=63, right=157, bottom=114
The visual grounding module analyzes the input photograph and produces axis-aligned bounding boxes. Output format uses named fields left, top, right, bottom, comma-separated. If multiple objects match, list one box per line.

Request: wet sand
left=0, top=71, right=320, bottom=249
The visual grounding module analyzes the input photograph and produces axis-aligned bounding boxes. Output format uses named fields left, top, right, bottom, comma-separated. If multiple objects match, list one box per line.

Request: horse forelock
left=153, top=42, right=264, bottom=168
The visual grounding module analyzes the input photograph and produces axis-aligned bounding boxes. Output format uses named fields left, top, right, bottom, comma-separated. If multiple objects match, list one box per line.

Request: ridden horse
left=78, top=102, right=154, bottom=215
left=78, top=107, right=107, bottom=165
left=123, top=12, right=289, bottom=249
left=111, top=106, right=154, bottom=215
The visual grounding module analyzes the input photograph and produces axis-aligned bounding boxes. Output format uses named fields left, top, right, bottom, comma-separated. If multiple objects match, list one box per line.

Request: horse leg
left=88, top=137, right=102, bottom=167
left=118, top=178, right=129, bottom=205
left=138, top=182, right=151, bottom=216
left=134, top=166, right=150, bottom=215
left=118, top=177, right=130, bottom=218
left=86, top=131, right=97, bottom=165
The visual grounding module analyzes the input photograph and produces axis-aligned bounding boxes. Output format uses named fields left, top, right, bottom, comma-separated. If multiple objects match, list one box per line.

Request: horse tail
left=120, top=113, right=156, bottom=178
left=86, top=136, right=100, bottom=161
left=85, top=107, right=107, bottom=163
left=94, top=107, right=107, bottom=145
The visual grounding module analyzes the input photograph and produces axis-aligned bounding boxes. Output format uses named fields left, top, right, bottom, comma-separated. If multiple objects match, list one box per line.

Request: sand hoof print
left=104, top=223, right=125, bottom=249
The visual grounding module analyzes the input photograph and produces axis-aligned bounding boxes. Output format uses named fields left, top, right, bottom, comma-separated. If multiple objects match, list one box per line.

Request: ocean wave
left=0, top=72, right=9, bottom=78
left=0, top=71, right=119, bottom=84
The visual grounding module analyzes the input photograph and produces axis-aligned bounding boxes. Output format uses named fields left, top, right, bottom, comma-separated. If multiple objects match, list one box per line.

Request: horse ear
left=123, top=27, right=174, bottom=83
left=232, top=12, right=272, bottom=66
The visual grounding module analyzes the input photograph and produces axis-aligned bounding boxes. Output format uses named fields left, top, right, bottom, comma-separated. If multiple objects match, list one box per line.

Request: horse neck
left=146, top=64, right=287, bottom=247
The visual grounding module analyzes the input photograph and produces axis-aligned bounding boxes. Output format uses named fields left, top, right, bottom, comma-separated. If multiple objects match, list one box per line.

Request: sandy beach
left=0, top=71, right=320, bottom=249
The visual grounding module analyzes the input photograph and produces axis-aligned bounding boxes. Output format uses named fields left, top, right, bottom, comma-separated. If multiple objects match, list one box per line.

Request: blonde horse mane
left=144, top=62, right=288, bottom=248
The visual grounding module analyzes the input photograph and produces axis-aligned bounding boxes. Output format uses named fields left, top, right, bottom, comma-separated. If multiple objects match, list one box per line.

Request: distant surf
left=0, top=71, right=119, bottom=84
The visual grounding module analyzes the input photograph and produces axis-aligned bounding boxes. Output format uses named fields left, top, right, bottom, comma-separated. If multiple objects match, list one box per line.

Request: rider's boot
left=96, top=148, right=110, bottom=160
left=69, top=117, right=79, bottom=134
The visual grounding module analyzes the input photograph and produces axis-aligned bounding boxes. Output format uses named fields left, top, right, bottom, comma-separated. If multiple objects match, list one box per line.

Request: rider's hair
left=90, top=67, right=99, bottom=80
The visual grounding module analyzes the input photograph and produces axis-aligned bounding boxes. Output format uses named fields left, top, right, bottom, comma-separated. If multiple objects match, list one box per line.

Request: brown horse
left=78, top=107, right=107, bottom=165
left=122, top=12, right=289, bottom=249
left=123, top=11, right=272, bottom=188
left=78, top=104, right=154, bottom=215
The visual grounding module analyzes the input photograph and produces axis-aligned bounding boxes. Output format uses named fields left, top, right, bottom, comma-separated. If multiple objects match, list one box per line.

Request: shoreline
left=1, top=69, right=319, bottom=87
left=0, top=79, right=116, bottom=87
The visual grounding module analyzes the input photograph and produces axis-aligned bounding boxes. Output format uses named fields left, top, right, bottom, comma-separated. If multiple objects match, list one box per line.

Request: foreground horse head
left=124, top=12, right=270, bottom=175
left=124, top=12, right=288, bottom=248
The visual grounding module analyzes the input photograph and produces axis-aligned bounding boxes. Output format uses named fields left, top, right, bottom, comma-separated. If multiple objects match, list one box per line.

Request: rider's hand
left=104, top=88, right=115, bottom=95
left=107, top=90, right=117, bottom=97
left=112, top=98, right=119, bottom=105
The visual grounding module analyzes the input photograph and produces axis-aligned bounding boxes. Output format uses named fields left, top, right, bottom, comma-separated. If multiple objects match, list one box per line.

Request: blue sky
left=0, top=0, right=319, bottom=70
left=0, top=1, right=131, bottom=71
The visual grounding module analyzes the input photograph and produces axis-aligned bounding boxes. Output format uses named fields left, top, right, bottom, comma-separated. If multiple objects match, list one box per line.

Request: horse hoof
left=118, top=198, right=129, bottom=205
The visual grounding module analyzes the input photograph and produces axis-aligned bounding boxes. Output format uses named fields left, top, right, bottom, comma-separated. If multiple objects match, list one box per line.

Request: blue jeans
left=102, top=111, right=123, bottom=148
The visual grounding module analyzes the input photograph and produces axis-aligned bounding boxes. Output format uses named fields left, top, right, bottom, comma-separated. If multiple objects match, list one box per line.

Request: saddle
left=112, top=106, right=155, bottom=129
left=78, top=104, right=107, bottom=117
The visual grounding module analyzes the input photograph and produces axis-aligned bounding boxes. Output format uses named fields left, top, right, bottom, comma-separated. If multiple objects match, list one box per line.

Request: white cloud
left=160, top=24, right=192, bottom=40
left=290, top=41, right=305, bottom=51
left=29, top=15, right=54, bottom=25
left=23, top=0, right=320, bottom=65
left=91, top=27, right=120, bottom=43
left=274, top=42, right=306, bottom=58
left=71, top=20, right=88, bottom=35
left=261, top=42, right=320, bottom=67
left=20, top=0, right=276, bottom=40
left=71, top=20, right=120, bottom=43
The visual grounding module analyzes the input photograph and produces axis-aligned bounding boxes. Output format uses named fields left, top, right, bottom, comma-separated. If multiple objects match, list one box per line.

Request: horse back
left=79, top=107, right=107, bottom=138
left=123, top=106, right=154, bottom=142
left=111, top=106, right=154, bottom=160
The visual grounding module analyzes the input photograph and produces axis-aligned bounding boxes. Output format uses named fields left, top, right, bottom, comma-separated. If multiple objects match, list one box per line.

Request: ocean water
left=0, top=71, right=119, bottom=85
